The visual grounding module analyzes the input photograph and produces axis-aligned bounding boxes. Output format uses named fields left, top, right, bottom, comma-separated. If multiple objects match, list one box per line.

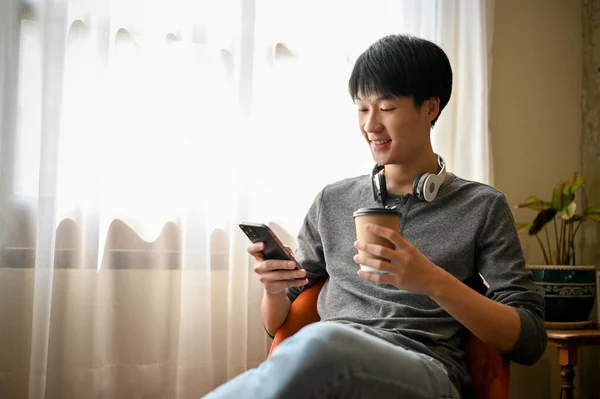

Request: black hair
left=348, top=34, right=453, bottom=127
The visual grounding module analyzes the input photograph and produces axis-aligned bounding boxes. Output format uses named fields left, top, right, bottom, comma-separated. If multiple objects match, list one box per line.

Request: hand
left=353, top=223, right=448, bottom=296
left=249, top=242, right=308, bottom=295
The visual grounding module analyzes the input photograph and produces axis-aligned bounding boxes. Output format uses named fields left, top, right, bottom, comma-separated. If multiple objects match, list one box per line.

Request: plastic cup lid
left=353, top=207, right=402, bottom=218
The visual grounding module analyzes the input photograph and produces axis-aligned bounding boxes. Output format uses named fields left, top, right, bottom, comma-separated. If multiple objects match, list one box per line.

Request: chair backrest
left=269, top=278, right=510, bottom=399
left=269, top=279, right=324, bottom=357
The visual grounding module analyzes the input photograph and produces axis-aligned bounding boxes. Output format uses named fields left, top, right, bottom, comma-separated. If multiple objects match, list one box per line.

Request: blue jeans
left=203, top=322, right=461, bottom=399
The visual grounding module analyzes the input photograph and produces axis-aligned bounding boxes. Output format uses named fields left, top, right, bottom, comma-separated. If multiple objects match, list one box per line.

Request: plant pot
left=527, top=264, right=596, bottom=323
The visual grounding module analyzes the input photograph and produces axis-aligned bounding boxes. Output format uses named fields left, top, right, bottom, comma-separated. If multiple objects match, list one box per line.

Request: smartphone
left=239, top=222, right=302, bottom=269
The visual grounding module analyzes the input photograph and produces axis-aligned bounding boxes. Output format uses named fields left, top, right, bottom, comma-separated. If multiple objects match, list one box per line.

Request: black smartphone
left=239, top=222, right=302, bottom=269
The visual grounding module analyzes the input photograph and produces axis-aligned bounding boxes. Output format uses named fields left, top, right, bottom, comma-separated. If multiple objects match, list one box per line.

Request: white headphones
left=372, top=154, right=447, bottom=205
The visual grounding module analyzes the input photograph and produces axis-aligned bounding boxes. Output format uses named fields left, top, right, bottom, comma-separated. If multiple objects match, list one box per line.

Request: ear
left=425, top=98, right=440, bottom=123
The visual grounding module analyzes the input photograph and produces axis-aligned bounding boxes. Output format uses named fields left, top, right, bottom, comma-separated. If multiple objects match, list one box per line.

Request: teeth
left=372, top=140, right=391, bottom=145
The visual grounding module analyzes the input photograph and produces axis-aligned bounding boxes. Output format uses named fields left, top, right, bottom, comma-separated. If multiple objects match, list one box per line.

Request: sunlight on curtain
left=0, top=0, right=494, bottom=398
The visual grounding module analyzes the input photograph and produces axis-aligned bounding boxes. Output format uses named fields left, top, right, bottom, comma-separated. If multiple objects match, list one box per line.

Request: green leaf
left=583, top=207, right=600, bottom=222
left=559, top=173, right=580, bottom=208
left=529, top=209, right=558, bottom=235
left=558, top=201, right=577, bottom=220
left=563, top=172, right=576, bottom=195
left=516, top=223, right=533, bottom=233
left=562, top=192, right=575, bottom=209
left=516, top=196, right=552, bottom=211
left=568, top=173, right=584, bottom=195
left=552, top=184, right=565, bottom=210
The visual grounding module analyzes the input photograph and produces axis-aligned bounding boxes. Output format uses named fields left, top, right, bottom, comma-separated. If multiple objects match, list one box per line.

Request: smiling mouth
left=371, top=139, right=392, bottom=145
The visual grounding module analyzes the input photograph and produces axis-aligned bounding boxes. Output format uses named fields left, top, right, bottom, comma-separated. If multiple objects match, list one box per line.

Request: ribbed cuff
left=498, top=307, right=547, bottom=365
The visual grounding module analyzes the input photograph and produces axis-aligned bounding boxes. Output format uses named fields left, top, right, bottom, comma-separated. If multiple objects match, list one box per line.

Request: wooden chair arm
left=465, top=333, right=510, bottom=399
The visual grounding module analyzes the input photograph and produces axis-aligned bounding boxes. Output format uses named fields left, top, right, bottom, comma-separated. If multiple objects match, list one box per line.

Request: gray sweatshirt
left=286, top=173, right=547, bottom=391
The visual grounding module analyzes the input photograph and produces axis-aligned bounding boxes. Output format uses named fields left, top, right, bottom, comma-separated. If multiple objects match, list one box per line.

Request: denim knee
left=267, top=322, right=459, bottom=399
left=281, top=322, right=363, bottom=369
left=294, top=321, right=357, bottom=345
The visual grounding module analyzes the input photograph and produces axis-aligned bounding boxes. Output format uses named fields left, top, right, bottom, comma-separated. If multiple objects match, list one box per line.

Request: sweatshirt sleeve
left=286, top=189, right=329, bottom=302
left=475, top=192, right=547, bottom=365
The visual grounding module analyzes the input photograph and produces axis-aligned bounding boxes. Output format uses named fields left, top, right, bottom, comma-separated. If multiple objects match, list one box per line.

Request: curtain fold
left=0, top=1, right=494, bottom=398
left=29, top=2, right=70, bottom=397
left=433, top=0, right=495, bottom=185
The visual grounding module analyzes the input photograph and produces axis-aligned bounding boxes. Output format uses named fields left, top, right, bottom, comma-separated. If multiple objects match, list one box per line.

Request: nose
left=362, top=110, right=383, bottom=134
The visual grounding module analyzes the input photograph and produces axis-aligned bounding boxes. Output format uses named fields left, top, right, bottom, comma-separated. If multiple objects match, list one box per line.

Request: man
left=204, top=34, right=546, bottom=399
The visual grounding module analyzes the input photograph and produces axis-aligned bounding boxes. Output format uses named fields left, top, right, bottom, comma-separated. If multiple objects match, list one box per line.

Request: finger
left=254, top=259, right=297, bottom=274
left=353, top=241, right=405, bottom=264
left=364, top=223, right=410, bottom=249
left=247, top=242, right=264, bottom=253
left=353, top=253, right=396, bottom=274
left=247, top=242, right=265, bottom=261
left=266, top=259, right=298, bottom=271
left=259, top=269, right=307, bottom=283
left=256, top=267, right=307, bottom=281
left=357, top=269, right=395, bottom=284
left=266, top=278, right=309, bottom=292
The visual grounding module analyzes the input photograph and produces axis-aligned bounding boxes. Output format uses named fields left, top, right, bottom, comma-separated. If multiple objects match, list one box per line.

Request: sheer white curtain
left=0, top=0, right=494, bottom=398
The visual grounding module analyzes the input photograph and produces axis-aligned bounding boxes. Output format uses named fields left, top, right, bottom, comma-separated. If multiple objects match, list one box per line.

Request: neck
left=384, top=151, right=443, bottom=195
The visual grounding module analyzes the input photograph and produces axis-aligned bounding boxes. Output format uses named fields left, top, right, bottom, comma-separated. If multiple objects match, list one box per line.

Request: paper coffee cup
left=353, top=207, right=402, bottom=274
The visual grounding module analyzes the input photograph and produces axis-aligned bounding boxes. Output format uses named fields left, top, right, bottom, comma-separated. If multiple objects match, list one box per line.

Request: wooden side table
left=546, top=326, right=600, bottom=399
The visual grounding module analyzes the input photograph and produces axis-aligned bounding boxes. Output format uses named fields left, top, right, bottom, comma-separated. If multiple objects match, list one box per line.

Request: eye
left=358, top=108, right=368, bottom=113
left=381, top=108, right=396, bottom=112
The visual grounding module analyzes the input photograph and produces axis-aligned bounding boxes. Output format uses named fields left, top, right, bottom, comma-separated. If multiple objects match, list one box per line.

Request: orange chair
left=269, top=279, right=510, bottom=399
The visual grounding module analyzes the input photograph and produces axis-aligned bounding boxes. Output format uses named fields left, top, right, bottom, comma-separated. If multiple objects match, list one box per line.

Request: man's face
left=356, top=92, right=437, bottom=166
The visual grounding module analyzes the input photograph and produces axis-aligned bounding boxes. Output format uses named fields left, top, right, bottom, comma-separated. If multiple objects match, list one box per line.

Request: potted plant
left=516, top=172, right=600, bottom=327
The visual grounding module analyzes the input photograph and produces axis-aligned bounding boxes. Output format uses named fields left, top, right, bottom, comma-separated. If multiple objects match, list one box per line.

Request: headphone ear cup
left=378, top=172, right=387, bottom=204
left=423, top=176, right=436, bottom=202
left=412, top=173, right=425, bottom=200
left=423, top=175, right=444, bottom=201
